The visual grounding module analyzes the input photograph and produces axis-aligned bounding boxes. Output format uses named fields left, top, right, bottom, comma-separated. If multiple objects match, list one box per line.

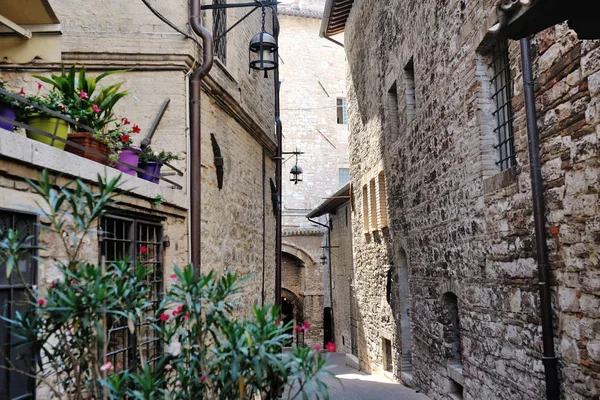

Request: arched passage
left=281, top=287, right=303, bottom=345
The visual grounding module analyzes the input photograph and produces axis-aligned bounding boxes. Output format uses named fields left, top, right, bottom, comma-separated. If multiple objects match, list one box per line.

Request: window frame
left=0, top=208, right=38, bottom=400
left=490, top=40, right=516, bottom=171
left=336, top=97, right=348, bottom=125
left=213, top=0, right=227, bottom=64
left=99, top=213, right=164, bottom=373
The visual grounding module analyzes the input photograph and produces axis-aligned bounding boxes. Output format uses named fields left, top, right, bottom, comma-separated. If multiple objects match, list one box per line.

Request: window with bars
left=490, top=41, right=515, bottom=171
left=337, top=98, right=348, bottom=125
left=100, top=215, right=163, bottom=373
left=0, top=210, right=37, bottom=400
left=213, top=0, right=227, bottom=64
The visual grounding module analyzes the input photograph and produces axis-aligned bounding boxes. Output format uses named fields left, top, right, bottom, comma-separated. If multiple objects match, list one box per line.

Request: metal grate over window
left=0, top=209, right=37, bottom=400
left=490, top=41, right=516, bottom=171
left=100, top=215, right=163, bottom=373
left=213, top=0, right=227, bottom=64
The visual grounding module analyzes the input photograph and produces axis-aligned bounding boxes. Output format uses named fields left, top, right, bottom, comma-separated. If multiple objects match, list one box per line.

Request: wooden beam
left=0, top=14, right=32, bottom=38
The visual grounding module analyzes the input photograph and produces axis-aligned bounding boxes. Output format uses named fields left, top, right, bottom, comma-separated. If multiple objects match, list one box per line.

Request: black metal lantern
left=290, top=164, right=303, bottom=185
left=249, top=31, right=278, bottom=74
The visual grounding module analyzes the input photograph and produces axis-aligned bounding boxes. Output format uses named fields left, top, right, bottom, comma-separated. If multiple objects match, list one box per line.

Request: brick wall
left=343, top=0, right=600, bottom=399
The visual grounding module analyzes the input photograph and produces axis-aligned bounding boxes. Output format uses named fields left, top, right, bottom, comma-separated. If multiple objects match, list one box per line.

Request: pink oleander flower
left=183, top=313, right=190, bottom=320
left=170, top=274, right=177, bottom=281
left=79, top=91, right=88, bottom=100
left=173, top=305, right=184, bottom=317
left=100, top=361, right=114, bottom=371
left=303, top=321, right=311, bottom=330
left=18, top=88, right=25, bottom=96
left=37, top=298, right=46, bottom=306
left=200, top=375, right=207, bottom=383
left=139, top=245, right=148, bottom=254
left=92, top=104, right=101, bottom=113
left=159, top=313, right=169, bottom=322
left=325, top=342, right=336, bottom=353
left=315, top=344, right=321, bottom=351
left=294, top=325, right=304, bottom=332
left=37, top=82, right=43, bottom=90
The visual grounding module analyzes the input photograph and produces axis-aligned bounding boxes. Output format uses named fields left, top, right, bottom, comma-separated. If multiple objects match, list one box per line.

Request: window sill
left=483, top=165, right=520, bottom=195
left=0, top=129, right=188, bottom=209
left=447, top=362, right=464, bottom=385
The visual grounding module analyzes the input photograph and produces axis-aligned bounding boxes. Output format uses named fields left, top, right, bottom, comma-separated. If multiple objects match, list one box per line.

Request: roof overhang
left=497, top=0, right=600, bottom=40
left=307, top=183, right=351, bottom=219
left=0, top=0, right=61, bottom=64
left=319, top=0, right=354, bottom=38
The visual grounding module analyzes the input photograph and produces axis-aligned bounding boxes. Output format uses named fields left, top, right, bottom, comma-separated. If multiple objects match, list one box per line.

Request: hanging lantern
left=249, top=31, right=278, bottom=74
left=290, top=164, right=303, bottom=185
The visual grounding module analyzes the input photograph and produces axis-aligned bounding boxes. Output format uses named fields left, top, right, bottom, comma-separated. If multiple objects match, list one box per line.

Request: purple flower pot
left=0, top=104, right=16, bottom=132
left=138, top=161, right=162, bottom=184
left=115, top=147, right=140, bottom=176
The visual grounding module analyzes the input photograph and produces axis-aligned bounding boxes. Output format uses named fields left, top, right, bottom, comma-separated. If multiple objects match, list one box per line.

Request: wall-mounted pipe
left=520, top=37, right=560, bottom=400
left=273, top=5, right=283, bottom=307
left=189, top=0, right=214, bottom=273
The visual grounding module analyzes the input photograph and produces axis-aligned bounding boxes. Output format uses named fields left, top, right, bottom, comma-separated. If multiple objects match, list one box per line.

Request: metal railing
left=0, top=87, right=184, bottom=189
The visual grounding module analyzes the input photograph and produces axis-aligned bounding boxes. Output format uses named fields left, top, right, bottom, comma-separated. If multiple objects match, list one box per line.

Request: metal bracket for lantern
left=200, top=0, right=280, bottom=77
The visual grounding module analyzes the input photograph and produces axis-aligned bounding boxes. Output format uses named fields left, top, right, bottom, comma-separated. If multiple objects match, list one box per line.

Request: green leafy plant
left=139, top=145, right=181, bottom=165
left=0, top=171, right=334, bottom=400
left=34, top=65, right=129, bottom=131
left=152, top=194, right=164, bottom=206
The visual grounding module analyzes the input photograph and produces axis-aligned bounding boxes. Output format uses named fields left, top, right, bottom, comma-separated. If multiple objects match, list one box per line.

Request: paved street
left=319, top=353, right=429, bottom=400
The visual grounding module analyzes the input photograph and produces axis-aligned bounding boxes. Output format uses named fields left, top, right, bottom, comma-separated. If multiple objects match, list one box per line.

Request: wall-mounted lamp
left=283, top=149, right=305, bottom=185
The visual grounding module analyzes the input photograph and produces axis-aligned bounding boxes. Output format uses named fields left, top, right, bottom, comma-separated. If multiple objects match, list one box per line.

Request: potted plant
left=34, top=65, right=128, bottom=164
left=138, top=146, right=181, bottom=183
left=18, top=84, right=70, bottom=150
left=106, top=117, right=142, bottom=175
left=0, top=79, right=17, bottom=132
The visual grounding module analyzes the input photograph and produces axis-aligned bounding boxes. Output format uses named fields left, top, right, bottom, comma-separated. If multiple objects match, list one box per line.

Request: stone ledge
left=345, top=353, right=359, bottom=370
left=483, top=165, right=520, bottom=195
left=447, top=362, right=464, bottom=385
left=0, top=129, right=188, bottom=210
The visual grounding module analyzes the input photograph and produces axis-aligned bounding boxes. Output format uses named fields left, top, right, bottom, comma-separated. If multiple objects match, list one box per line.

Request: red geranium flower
left=325, top=342, right=336, bottom=353
left=120, top=134, right=130, bottom=144
left=132, top=124, right=141, bottom=134
left=159, top=313, right=169, bottom=322
left=18, top=88, right=25, bottom=96
left=121, top=117, right=130, bottom=125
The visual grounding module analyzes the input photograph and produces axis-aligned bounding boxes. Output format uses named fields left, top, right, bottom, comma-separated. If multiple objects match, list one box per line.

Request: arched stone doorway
left=281, top=287, right=303, bottom=345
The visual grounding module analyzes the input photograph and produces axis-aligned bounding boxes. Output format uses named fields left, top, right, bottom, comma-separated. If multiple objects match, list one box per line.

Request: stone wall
left=343, top=0, right=600, bottom=399
left=329, top=200, right=354, bottom=354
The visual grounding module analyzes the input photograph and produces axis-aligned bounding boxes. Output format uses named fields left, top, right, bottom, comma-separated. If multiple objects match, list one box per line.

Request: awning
left=498, top=0, right=600, bottom=40
left=0, top=0, right=61, bottom=64
left=320, top=0, right=354, bottom=38
left=307, top=183, right=351, bottom=219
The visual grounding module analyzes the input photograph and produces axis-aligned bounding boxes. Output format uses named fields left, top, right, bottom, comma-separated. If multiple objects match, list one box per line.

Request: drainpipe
left=520, top=37, right=560, bottom=400
left=307, top=216, right=333, bottom=345
left=274, top=6, right=283, bottom=307
left=189, top=0, right=214, bottom=272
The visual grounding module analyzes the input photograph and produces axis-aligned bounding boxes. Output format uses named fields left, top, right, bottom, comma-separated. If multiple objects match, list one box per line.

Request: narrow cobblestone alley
left=320, top=354, right=429, bottom=400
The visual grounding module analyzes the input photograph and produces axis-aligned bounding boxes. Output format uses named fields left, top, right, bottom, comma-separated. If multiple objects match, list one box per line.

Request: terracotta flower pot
left=65, top=132, right=110, bottom=165
left=115, top=147, right=140, bottom=176
left=138, top=161, right=162, bottom=184
left=25, top=116, right=69, bottom=150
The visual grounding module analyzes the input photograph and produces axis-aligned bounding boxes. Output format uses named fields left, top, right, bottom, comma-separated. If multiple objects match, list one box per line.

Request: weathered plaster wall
left=344, top=0, right=600, bottom=398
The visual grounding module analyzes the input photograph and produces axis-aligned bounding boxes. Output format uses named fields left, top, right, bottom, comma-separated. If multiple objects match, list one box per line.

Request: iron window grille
left=0, top=209, right=38, bottom=400
left=99, top=215, right=163, bottom=373
left=490, top=40, right=516, bottom=171
left=213, top=0, right=227, bottom=64
left=337, top=98, right=348, bottom=125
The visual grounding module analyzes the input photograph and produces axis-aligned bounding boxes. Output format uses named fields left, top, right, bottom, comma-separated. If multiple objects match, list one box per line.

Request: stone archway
left=281, top=287, right=303, bottom=345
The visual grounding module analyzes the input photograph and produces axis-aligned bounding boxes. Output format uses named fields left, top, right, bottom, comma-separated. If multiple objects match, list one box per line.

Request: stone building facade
left=322, top=0, right=600, bottom=399
left=278, top=0, right=348, bottom=347
left=0, top=1, right=276, bottom=398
